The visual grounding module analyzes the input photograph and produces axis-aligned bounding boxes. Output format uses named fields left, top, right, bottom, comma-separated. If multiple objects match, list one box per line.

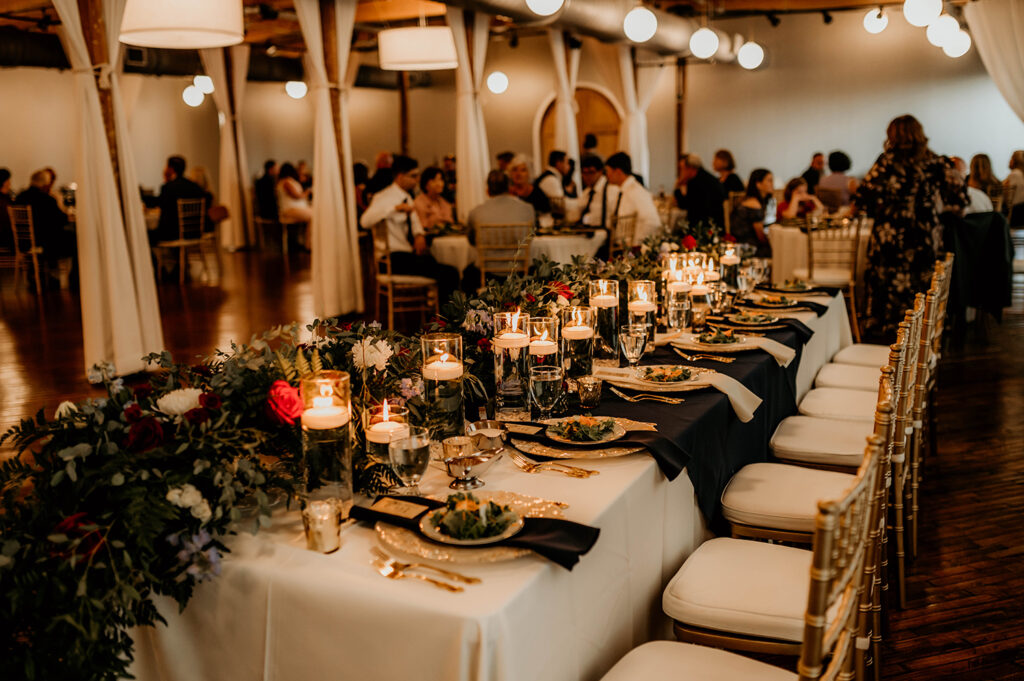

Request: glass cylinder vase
left=560, top=305, right=595, bottom=390
left=720, top=247, right=740, bottom=289
left=589, top=279, right=620, bottom=367
left=627, top=280, right=657, bottom=351
left=528, top=316, right=560, bottom=370
left=362, top=400, right=410, bottom=466
left=300, top=371, right=354, bottom=518
left=493, top=310, right=531, bottom=421
left=420, top=333, right=465, bottom=440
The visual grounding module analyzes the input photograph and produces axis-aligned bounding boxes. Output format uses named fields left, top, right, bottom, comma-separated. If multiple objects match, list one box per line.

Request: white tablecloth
left=768, top=225, right=871, bottom=284
left=130, top=295, right=852, bottom=681
left=431, top=235, right=478, bottom=273
left=530, top=232, right=607, bottom=266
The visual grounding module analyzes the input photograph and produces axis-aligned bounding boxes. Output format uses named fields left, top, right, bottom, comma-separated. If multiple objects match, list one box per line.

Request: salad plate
left=545, top=416, right=626, bottom=446
left=419, top=493, right=525, bottom=546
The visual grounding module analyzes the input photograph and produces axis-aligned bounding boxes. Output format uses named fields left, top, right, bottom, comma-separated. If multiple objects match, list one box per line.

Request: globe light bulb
left=486, top=71, right=509, bottom=94
left=737, top=41, right=765, bottom=70
left=926, top=14, right=959, bottom=47
left=193, top=74, right=214, bottom=94
left=182, top=85, right=204, bottom=107
left=623, top=6, right=658, bottom=43
left=689, top=27, right=719, bottom=59
left=525, top=0, right=564, bottom=17
left=863, top=8, right=889, bottom=34
left=903, top=0, right=942, bottom=28
left=942, top=29, right=971, bottom=57
left=285, top=81, right=308, bottom=99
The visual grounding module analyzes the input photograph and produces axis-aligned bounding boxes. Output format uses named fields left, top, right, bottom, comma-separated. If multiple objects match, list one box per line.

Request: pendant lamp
left=120, top=0, right=243, bottom=49
left=378, top=26, right=458, bottom=71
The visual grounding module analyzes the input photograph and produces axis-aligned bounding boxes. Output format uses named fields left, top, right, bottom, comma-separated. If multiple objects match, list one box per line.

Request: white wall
left=0, top=68, right=75, bottom=193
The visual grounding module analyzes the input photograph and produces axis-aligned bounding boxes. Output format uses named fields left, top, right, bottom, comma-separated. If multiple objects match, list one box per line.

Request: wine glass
left=708, top=283, right=734, bottom=316
left=736, top=267, right=755, bottom=301
left=619, top=324, right=648, bottom=376
left=529, top=366, right=563, bottom=421
left=388, top=426, right=431, bottom=495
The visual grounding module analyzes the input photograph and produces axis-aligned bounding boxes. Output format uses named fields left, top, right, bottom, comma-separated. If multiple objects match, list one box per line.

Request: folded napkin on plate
left=592, top=367, right=762, bottom=423
left=710, top=316, right=814, bottom=344
left=507, top=420, right=689, bottom=481
left=745, top=299, right=829, bottom=316
left=351, top=495, right=600, bottom=570
left=672, top=333, right=796, bottom=368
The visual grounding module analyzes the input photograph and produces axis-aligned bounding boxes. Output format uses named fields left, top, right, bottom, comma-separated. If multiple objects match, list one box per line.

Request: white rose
left=556, top=296, right=569, bottom=307
left=178, top=484, right=203, bottom=509
left=371, top=340, right=393, bottom=371
left=190, top=500, right=212, bottom=524
left=55, top=401, right=79, bottom=419
left=156, top=388, right=203, bottom=417
left=166, top=488, right=183, bottom=505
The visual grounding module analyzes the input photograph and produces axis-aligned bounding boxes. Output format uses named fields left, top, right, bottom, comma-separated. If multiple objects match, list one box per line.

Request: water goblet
left=388, top=426, right=432, bottom=496
left=529, top=366, right=563, bottom=421
left=619, top=324, right=648, bottom=376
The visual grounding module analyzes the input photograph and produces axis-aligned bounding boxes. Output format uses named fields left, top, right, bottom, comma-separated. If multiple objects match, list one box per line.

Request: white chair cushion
left=814, top=363, right=880, bottom=391
left=798, top=387, right=877, bottom=421
left=832, top=343, right=889, bottom=367
left=771, top=416, right=873, bottom=467
left=722, top=463, right=856, bottom=533
left=378, top=274, right=437, bottom=286
left=663, top=537, right=814, bottom=642
left=791, top=266, right=852, bottom=287
left=601, top=641, right=796, bottom=681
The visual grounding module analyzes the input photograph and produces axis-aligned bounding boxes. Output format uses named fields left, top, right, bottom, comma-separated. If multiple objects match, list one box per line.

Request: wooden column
left=77, top=0, right=122, bottom=206
left=398, top=71, right=410, bottom=156
left=320, top=0, right=346, bottom=166
left=676, top=57, right=687, bottom=159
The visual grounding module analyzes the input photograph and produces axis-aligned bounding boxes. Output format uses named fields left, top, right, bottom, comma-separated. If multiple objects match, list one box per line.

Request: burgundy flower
left=199, top=392, right=222, bottom=410
left=124, top=417, right=164, bottom=452
left=525, top=294, right=537, bottom=302
left=681, top=235, right=698, bottom=251
left=184, top=407, right=211, bottom=425
left=134, top=384, right=154, bottom=401
left=123, top=404, right=143, bottom=423
left=340, top=322, right=353, bottom=331
left=723, top=233, right=737, bottom=243
left=265, top=380, right=303, bottom=426
left=549, top=281, right=573, bottom=300
left=477, top=338, right=492, bottom=351
left=53, top=512, right=104, bottom=559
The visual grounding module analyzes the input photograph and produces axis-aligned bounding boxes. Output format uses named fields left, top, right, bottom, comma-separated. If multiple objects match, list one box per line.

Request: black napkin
left=743, top=299, right=829, bottom=316
left=507, top=423, right=689, bottom=482
left=757, top=283, right=841, bottom=297
left=351, top=495, right=600, bottom=571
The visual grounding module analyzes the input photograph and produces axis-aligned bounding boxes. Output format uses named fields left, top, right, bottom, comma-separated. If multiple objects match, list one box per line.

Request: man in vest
left=579, top=155, right=618, bottom=230
left=534, top=150, right=577, bottom=220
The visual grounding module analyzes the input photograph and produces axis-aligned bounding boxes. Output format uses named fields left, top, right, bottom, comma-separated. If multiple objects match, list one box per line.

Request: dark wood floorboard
left=3, top=255, right=1024, bottom=679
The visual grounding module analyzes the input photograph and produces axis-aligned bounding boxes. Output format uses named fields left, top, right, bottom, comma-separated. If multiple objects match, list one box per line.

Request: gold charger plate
left=545, top=418, right=627, bottom=446
left=375, top=491, right=564, bottom=564
left=605, top=365, right=715, bottom=393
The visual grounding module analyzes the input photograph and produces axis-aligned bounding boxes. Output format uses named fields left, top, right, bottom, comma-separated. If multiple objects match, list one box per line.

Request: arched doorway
left=539, top=86, right=621, bottom=163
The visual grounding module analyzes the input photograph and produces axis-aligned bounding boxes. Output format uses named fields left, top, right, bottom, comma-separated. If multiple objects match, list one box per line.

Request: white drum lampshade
left=863, top=8, right=889, bottom=34
left=623, top=6, right=658, bottom=43
left=378, top=26, right=458, bottom=71
left=120, top=0, right=243, bottom=49
left=689, top=27, right=719, bottom=59
left=902, top=0, right=942, bottom=28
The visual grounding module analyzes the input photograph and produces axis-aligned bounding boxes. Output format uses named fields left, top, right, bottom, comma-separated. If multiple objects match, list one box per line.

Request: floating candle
left=627, top=300, right=657, bottom=313
left=561, top=325, right=595, bottom=340
left=590, top=294, right=618, bottom=308
left=493, top=331, right=529, bottom=349
left=422, top=353, right=463, bottom=380
left=667, top=280, right=692, bottom=294
left=529, top=338, right=557, bottom=355
left=720, top=251, right=740, bottom=266
left=301, top=405, right=349, bottom=430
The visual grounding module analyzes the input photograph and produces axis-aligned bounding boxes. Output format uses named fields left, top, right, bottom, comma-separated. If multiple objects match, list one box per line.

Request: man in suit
left=14, top=169, right=76, bottom=280
left=579, top=155, right=618, bottom=230
left=150, top=155, right=211, bottom=244
left=254, top=159, right=278, bottom=220
left=673, top=153, right=726, bottom=229
left=468, top=170, right=536, bottom=232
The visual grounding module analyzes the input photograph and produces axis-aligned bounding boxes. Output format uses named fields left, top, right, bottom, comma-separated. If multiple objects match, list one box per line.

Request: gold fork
left=373, top=558, right=463, bottom=592
left=508, top=450, right=598, bottom=478
left=673, top=348, right=736, bottom=364
left=608, top=385, right=685, bottom=405
left=371, top=547, right=481, bottom=584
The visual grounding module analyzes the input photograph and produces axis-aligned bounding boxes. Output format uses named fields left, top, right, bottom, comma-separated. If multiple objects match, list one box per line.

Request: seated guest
left=414, top=167, right=454, bottom=230
left=817, top=151, right=858, bottom=206
left=14, top=169, right=75, bottom=267
left=296, top=160, right=312, bottom=191
left=276, top=163, right=312, bottom=224
left=496, top=150, right=515, bottom=173
left=366, top=152, right=393, bottom=196
left=730, top=168, right=774, bottom=257
left=563, top=158, right=578, bottom=198
left=359, top=154, right=460, bottom=302
left=353, top=162, right=370, bottom=216
left=508, top=155, right=551, bottom=218
left=712, top=149, right=744, bottom=194
left=468, top=170, right=536, bottom=233
left=967, top=153, right=1002, bottom=202
left=0, top=168, right=13, bottom=250
left=581, top=133, right=599, bottom=158
left=801, top=152, right=825, bottom=194
left=605, top=152, right=661, bottom=243
left=673, top=153, right=726, bottom=229
left=777, top=177, right=824, bottom=221
left=1004, top=150, right=1024, bottom=225
left=254, top=160, right=278, bottom=220
left=441, top=154, right=457, bottom=205
left=535, top=150, right=576, bottom=217
left=951, top=157, right=992, bottom=215
left=579, top=155, right=618, bottom=230
left=151, top=155, right=212, bottom=244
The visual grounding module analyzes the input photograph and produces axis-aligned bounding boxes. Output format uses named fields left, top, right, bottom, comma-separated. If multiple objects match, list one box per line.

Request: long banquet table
left=130, top=293, right=851, bottom=681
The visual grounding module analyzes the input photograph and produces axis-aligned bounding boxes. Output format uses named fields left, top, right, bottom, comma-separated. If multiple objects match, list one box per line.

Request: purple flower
left=399, top=377, right=423, bottom=400
left=169, top=530, right=222, bottom=582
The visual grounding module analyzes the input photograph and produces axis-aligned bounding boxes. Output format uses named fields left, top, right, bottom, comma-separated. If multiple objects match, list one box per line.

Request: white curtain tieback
left=73, top=62, right=113, bottom=88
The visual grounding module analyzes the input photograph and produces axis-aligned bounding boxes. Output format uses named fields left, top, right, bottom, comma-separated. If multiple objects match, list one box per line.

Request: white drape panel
left=199, top=48, right=244, bottom=250
left=448, top=8, right=491, bottom=223
left=617, top=46, right=668, bottom=185
left=54, top=0, right=163, bottom=377
left=548, top=30, right=581, bottom=186
left=964, top=0, right=1024, bottom=123
left=295, top=0, right=362, bottom=317
left=230, top=45, right=255, bottom=246
left=340, top=49, right=362, bottom=234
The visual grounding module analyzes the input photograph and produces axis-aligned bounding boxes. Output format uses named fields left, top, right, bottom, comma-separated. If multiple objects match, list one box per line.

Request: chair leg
left=179, top=247, right=186, bottom=286
left=848, top=285, right=862, bottom=343
left=31, top=253, right=42, bottom=295
left=387, top=285, right=395, bottom=330
left=910, top=423, right=922, bottom=560
left=282, top=223, right=289, bottom=256
left=892, top=473, right=908, bottom=609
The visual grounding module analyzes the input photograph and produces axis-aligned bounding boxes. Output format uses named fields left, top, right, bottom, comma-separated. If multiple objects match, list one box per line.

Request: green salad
left=638, top=365, right=692, bottom=383
left=549, top=416, right=617, bottom=441
left=777, top=279, right=809, bottom=291
left=730, top=313, right=776, bottom=324
left=758, top=295, right=795, bottom=306
left=429, top=493, right=518, bottom=540
left=698, top=328, right=742, bottom=344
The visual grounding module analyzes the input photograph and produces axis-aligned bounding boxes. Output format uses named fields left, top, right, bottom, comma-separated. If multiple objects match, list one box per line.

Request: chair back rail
left=7, top=205, right=43, bottom=293
left=475, top=222, right=533, bottom=285
left=805, top=217, right=862, bottom=283
left=177, top=198, right=206, bottom=242
left=609, top=213, right=637, bottom=257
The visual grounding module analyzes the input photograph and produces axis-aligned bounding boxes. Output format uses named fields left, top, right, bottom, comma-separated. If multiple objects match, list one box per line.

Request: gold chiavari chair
left=6, top=205, right=44, bottom=295
left=369, top=221, right=438, bottom=330
left=475, top=222, right=533, bottom=288
left=152, top=198, right=207, bottom=285
left=608, top=213, right=637, bottom=258
left=794, top=217, right=867, bottom=342
left=630, top=437, right=881, bottom=681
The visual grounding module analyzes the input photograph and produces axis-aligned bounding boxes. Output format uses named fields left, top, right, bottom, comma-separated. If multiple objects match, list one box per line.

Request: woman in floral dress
left=852, top=115, right=966, bottom=341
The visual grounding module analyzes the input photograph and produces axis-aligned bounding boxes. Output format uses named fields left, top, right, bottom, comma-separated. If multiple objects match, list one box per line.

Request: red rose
left=124, top=404, right=143, bottom=423
left=185, top=407, right=211, bottom=425
left=526, top=294, right=537, bottom=302
left=53, top=512, right=104, bottom=559
left=134, top=384, right=154, bottom=401
left=199, top=392, right=221, bottom=410
left=124, top=417, right=163, bottom=452
left=681, top=235, right=698, bottom=251
left=550, top=282, right=573, bottom=300
left=723, top=233, right=737, bottom=243
left=266, top=380, right=303, bottom=426
left=477, top=338, right=492, bottom=351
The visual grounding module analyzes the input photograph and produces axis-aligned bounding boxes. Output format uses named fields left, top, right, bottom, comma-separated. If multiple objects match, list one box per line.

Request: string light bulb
left=737, top=41, right=765, bottom=69
left=285, top=81, right=308, bottom=99
left=926, top=14, right=959, bottom=47
left=525, top=0, right=564, bottom=17
left=193, top=75, right=214, bottom=94
left=486, top=71, right=509, bottom=94
left=903, top=0, right=942, bottom=27
left=623, top=6, right=658, bottom=43
left=863, top=8, right=889, bottom=34
left=689, top=27, right=719, bottom=59
left=182, top=84, right=204, bottom=107
left=942, top=29, right=972, bottom=57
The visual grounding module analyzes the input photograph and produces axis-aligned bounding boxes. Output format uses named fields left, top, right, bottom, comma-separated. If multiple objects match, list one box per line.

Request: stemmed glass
left=529, top=366, right=563, bottom=421
left=619, top=324, right=648, bottom=376
left=736, top=267, right=755, bottom=301
left=388, top=426, right=431, bottom=496
left=708, top=282, right=734, bottom=316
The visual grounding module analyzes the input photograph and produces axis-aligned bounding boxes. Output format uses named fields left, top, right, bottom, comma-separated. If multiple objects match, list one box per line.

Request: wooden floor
left=2, top=254, right=1023, bottom=679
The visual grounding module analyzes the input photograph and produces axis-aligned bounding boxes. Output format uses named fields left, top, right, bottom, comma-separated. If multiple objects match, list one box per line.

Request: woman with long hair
left=852, top=115, right=967, bottom=341
left=276, top=162, right=312, bottom=223
left=1005, top=150, right=1024, bottom=226
left=713, top=149, right=744, bottom=194
left=967, top=153, right=1002, bottom=200
left=729, top=168, right=774, bottom=256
